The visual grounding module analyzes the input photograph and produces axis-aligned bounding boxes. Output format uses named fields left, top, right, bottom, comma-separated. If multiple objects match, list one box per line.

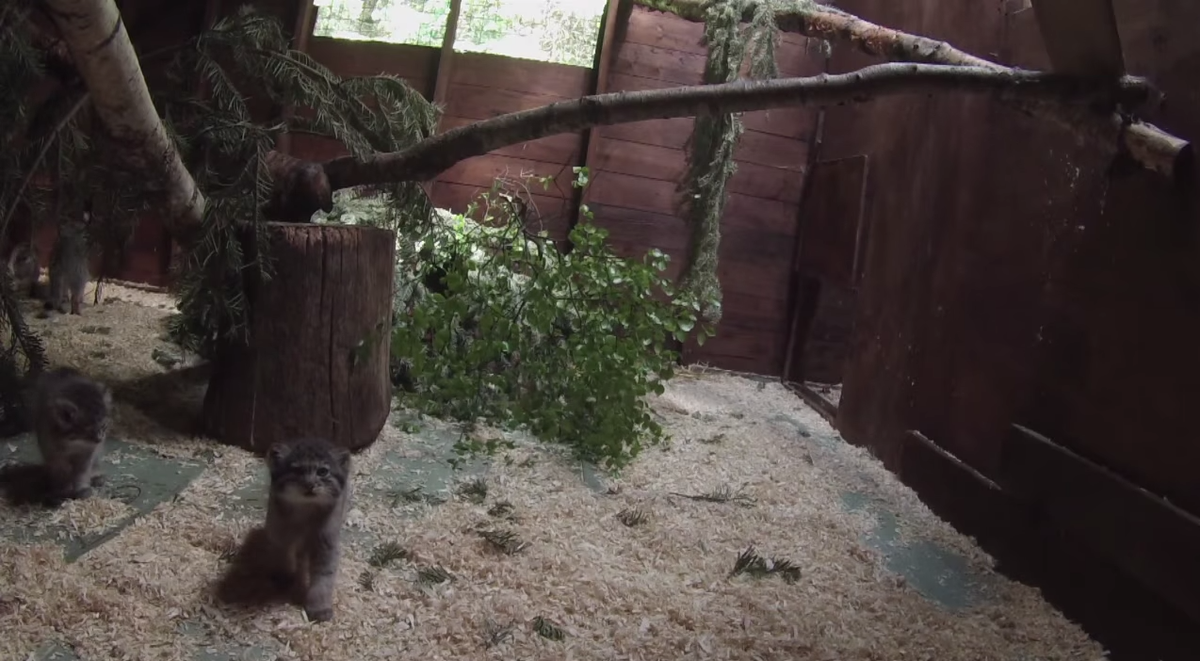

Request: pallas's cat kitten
left=263, top=437, right=352, bottom=623
left=29, top=366, right=112, bottom=504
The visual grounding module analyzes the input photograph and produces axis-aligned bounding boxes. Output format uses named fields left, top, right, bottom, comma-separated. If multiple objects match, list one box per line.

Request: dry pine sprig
left=357, top=569, right=376, bottom=591
left=477, top=527, right=528, bottom=555
left=388, top=485, right=445, bottom=506
left=729, top=546, right=802, bottom=584
left=670, top=484, right=756, bottom=507
left=487, top=500, right=515, bottom=517
left=457, top=477, right=489, bottom=504
left=532, top=615, right=566, bottom=641
left=416, top=565, right=455, bottom=586
left=368, top=541, right=410, bottom=568
left=616, top=508, right=649, bottom=527
left=483, top=618, right=516, bottom=648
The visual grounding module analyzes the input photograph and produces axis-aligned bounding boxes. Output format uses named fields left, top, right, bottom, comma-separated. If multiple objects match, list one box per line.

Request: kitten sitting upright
left=263, top=437, right=353, bottom=623
left=28, top=367, right=113, bottom=504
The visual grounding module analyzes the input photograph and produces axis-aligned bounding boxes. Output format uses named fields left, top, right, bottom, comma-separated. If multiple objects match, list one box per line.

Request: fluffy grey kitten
left=29, top=366, right=113, bottom=504
left=263, top=437, right=353, bottom=623
left=5, top=243, right=40, bottom=298
left=45, top=218, right=91, bottom=315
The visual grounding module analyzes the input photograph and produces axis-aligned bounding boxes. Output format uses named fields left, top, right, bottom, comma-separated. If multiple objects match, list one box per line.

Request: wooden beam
left=431, top=0, right=464, bottom=128
left=1029, top=0, right=1125, bottom=78
left=427, top=0, right=463, bottom=202
left=1000, top=424, right=1200, bottom=624
left=566, top=0, right=627, bottom=246
left=784, top=381, right=837, bottom=425
left=274, top=0, right=317, bottom=155
left=165, top=0, right=225, bottom=280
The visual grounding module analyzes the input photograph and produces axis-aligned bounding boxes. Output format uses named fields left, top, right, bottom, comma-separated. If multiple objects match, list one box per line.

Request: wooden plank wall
left=811, top=0, right=1200, bottom=657
left=432, top=52, right=589, bottom=239
left=584, top=6, right=823, bottom=375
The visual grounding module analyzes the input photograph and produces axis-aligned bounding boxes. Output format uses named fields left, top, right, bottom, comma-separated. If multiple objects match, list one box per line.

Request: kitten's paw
left=72, top=486, right=94, bottom=499
left=90, top=474, right=106, bottom=488
left=305, top=606, right=334, bottom=623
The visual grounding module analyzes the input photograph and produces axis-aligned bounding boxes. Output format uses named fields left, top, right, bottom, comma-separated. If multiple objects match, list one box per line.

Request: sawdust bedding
left=0, top=283, right=1107, bottom=661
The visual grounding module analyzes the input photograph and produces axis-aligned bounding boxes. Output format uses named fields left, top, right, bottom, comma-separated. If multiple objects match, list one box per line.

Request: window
left=455, top=0, right=605, bottom=67
left=312, top=0, right=451, bottom=48
left=311, top=0, right=606, bottom=68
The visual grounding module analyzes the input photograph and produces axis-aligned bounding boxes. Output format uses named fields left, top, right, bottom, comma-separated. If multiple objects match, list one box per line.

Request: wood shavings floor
left=0, top=284, right=1106, bottom=660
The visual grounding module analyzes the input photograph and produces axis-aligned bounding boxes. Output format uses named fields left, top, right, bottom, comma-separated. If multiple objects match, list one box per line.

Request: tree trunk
left=202, top=222, right=395, bottom=453
left=633, top=0, right=1192, bottom=179
left=42, top=0, right=205, bottom=238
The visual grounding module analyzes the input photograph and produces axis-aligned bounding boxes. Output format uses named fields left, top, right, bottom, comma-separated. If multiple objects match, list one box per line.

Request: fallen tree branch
left=634, top=0, right=1193, bottom=180
left=323, top=62, right=1155, bottom=189
left=42, top=0, right=205, bottom=240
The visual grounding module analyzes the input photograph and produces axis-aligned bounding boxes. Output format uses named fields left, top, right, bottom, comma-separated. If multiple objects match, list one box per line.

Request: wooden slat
left=307, top=38, right=437, bottom=82
left=794, top=154, right=870, bottom=287
left=438, top=154, right=577, bottom=198
left=1029, top=0, right=1125, bottom=77
left=571, top=0, right=627, bottom=236
left=1001, top=424, right=1200, bottom=624
left=450, top=52, right=592, bottom=98
left=600, top=120, right=811, bottom=170
left=589, top=138, right=804, bottom=203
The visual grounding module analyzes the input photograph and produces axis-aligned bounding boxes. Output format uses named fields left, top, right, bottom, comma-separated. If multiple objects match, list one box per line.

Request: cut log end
left=1122, top=122, right=1194, bottom=182
left=202, top=222, right=395, bottom=454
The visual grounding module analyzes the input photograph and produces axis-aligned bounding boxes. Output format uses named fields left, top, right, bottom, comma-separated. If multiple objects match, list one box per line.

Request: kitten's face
left=267, top=439, right=350, bottom=507
left=46, top=382, right=111, bottom=445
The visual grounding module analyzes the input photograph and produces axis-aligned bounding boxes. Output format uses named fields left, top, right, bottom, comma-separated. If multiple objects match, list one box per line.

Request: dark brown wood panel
left=308, top=37, right=436, bottom=81
left=443, top=83, right=577, bottom=120
left=795, top=155, right=870, bottom=287
left=440, top=116, right=582, bottom=164
left=590, top=138, right=805, bottom=203
left=585, top=203, right=689, bottom=254
left=438, top=154, right=578, bottom=198
left=449, top=51, right=592, bottom=97
left=601, top=120, right=811, bottom=170
left=818, top=0, right=1200, bottom=655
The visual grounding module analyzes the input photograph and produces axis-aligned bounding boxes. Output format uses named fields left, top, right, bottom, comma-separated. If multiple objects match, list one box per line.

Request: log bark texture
left=202, top=222, right=395, bottom=453
left=42, top=0, right=205, bottom=238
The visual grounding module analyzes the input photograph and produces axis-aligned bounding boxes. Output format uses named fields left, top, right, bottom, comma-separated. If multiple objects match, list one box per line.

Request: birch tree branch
left=42, top=0, right=205, bottom=239
left=323, top=62, right=1155, bottom=189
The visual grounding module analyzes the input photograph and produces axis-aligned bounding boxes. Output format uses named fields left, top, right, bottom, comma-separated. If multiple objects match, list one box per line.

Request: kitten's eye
left=316, top=467, right=329, bottom=478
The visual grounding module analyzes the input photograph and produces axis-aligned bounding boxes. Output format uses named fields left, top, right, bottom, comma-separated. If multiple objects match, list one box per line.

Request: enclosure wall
left=809, top=0, right=1200, bottom=657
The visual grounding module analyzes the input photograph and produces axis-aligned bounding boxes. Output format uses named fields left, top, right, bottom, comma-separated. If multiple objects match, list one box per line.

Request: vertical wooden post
left=274, top=0, right=318, bottom=156
left=566, top=0, right=627, bottom=247
left=426, top=0, right=464, bottom=203
left=163, top=0, right=225, bottom=281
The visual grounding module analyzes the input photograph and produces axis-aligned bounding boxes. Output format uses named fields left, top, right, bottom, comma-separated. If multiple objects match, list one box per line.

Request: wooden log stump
left=202, top=222, right=394, bottom=453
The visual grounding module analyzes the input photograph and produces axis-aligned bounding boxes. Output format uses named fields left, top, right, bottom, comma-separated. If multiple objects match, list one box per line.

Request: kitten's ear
left=266, top=443, right=290, bottom=468
left=51, top=397, right=81, bottom=429
left=332, top=446, right=351, bottom=472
